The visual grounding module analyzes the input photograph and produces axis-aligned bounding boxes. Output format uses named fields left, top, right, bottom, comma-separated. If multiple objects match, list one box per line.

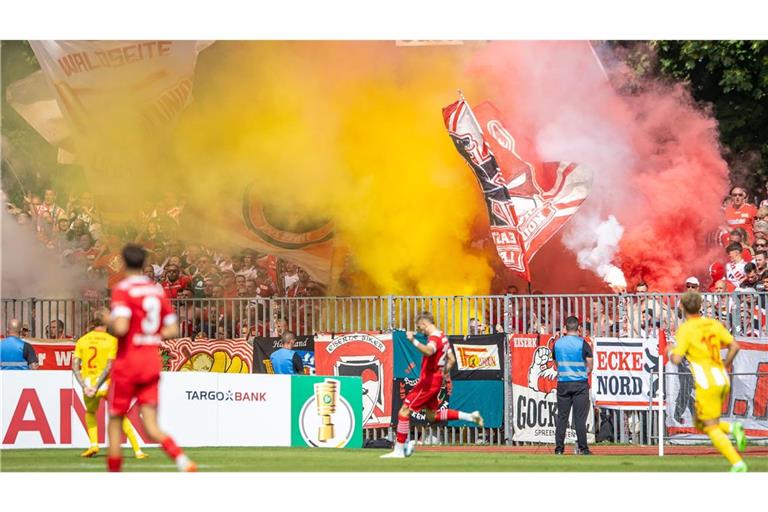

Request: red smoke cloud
left=467, top=41, right=729, bottom=292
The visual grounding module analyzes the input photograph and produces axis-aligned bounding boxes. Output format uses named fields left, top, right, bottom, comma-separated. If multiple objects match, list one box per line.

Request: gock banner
left=27, top=339, right=75, bottom=370
left=510, top=333, right=594, bottom=443
left=252, top=336, right=315, bottom=375
left=290, top=375, right=363, bottom=448
left=593, top=337, right=662, bottom=409
left=666, top=336, right=768, bottom=442
left=161, top=338, right=252, bottom=373
left=315, top=332, right=393, bottom=428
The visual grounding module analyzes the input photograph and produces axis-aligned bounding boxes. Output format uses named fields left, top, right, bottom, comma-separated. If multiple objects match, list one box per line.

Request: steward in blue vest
left=1, top=319, right=39, bottom=370
left=270, top=332, right=304, bottom=375
left=552, top=316, right=593, bottom=455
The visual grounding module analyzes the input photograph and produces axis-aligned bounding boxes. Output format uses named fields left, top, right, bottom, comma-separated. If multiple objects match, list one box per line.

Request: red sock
left=161, top=436, right=183, bottom=459
left=436, top=409, right=460, bottom=422
left=107, top=456, right=122, bottom=472
left=396, top=413, right=410, bottom=444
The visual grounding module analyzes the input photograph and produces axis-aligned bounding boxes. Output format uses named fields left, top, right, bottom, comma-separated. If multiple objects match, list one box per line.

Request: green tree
left=650, top=41, right=768, bottom=194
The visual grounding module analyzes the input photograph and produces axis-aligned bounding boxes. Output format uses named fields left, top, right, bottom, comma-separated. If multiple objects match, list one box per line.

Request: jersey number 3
left=141, top=296, right=161, bottom=334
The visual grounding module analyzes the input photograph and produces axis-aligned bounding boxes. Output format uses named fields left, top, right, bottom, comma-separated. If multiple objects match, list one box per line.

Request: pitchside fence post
left=658, top=354, right=664, bottom=457
left=387, top=295, right=394, bottom=331
left=503, top=294, right=512, bottom=445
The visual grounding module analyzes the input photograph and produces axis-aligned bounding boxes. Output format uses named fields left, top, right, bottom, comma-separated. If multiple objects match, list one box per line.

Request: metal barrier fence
left=5, top=292, right=767, bottom=340
left=3, top=293, right=767, bottom=447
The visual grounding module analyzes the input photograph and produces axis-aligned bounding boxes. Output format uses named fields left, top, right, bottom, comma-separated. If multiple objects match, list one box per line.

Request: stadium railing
left=3, top=292, right=767, bottom=447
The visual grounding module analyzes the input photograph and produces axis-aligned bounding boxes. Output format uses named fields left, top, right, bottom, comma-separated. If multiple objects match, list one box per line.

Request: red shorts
left=108, top=363, right=160, bottom=417
left=404, top=375, right=443, bottom=412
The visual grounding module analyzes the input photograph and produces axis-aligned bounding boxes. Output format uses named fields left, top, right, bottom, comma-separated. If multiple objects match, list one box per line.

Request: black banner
left=251, top=336, right=315, bottom=374
left=448, top=333, right=505, bottom=381
left=391, top=377, right=451, bottom=426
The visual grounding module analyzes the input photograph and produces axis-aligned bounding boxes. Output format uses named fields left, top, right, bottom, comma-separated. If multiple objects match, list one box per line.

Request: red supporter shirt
left=725, top=204, right=758, bottom=241
left=420, top=331, right=450, bottom=383
left=162, top=275, right=192, bottom=299
left=110, top=275, right=177, bottom=371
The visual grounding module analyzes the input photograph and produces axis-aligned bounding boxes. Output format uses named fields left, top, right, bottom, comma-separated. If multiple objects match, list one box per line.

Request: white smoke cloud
left=1, top=198, right=88, bottom=299
left=562, top=214, right=626, bottom=288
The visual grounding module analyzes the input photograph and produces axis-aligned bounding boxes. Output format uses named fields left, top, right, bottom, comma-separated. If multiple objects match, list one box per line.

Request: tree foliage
left=650, top=41, right=768, bottom=192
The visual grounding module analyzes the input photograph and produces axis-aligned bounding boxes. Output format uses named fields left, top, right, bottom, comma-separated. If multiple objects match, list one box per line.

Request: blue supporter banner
left=448, top=380, right=503, bottom=428
left=392, top=330, right=503, bottom=427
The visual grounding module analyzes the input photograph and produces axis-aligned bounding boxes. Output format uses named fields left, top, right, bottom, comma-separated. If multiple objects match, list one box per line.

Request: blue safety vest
left=554, top=335, right=588, bottom=382
left=0, top=336, right=29, bottom=370
left=270, top=348, right=296, bottom=374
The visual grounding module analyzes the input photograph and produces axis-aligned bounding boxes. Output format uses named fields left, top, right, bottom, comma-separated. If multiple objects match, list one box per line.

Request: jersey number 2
left=87, top=346, right=98, bottom=369
left=438, top=342, right=449, bottom=367
left=141, top=296, right=161, bottom=334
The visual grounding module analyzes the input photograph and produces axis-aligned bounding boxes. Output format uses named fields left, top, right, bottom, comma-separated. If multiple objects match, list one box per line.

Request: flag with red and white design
left=443, top=98, right=593, bottom=281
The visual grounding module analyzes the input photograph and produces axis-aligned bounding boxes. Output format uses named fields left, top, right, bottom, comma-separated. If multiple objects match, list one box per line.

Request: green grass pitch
left=1, top=447, right=766, bottom=472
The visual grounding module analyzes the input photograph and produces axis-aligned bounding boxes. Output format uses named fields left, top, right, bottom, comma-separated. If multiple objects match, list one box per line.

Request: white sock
left=393, top=442, right=405, bottom=453
left=733, top=460, right=746, bottom=468
left=458, top=411, right=473, bottom=422
left=175, top=453, right=190, bottom=470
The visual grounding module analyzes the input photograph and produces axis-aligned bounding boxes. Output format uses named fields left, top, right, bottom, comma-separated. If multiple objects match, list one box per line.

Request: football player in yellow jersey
left=669, top=291, right=748, bottom=472
left=72, top=310, right=146, bottom=459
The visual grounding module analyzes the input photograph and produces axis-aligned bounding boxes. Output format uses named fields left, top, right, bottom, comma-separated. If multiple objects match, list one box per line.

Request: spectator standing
left=724, top=186, right=758, bottom=244
left=725, top=243, right=748, bottom=289
left=143, top=264, right=157, bottom=282
left=269, top=332, right=304, bottom=374
left=46, top=319, right=70, bottom=339
left=28, top=189, right=67, bottom=236
left=1, top=319, right=39, bottom=370
left=282, top=262, right=300, bottom=291
left=728, top=229, right=754, bottom=262
left=162, top=264, right=191, bottom=299
left=553, top=316, right=593, bottom=455
left=738, top=263, right=761, bottom=291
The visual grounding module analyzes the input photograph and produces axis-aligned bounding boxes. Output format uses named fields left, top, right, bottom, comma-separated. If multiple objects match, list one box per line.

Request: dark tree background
left=610, top=40, right=768, bottom=198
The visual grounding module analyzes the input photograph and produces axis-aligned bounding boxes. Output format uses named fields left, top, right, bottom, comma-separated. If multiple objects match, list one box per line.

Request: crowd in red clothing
left=5, top=188, right=327, bottom=302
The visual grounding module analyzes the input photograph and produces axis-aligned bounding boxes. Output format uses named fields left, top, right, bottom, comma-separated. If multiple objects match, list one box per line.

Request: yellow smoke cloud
left=83, top=41, right=497, bottom=295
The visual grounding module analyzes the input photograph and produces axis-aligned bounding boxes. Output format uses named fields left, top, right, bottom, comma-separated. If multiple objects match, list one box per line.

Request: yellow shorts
left=83, top=389, right=108, bottom=413
left=694, top=382, right=730, bottom=422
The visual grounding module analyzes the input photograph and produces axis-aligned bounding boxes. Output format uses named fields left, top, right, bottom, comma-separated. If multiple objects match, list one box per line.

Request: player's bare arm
left=161, top=321, right=179, bottom=339
left=71, top=357, right=87, bottom=390
left=406, top=330, right=437, bottom=356
left=109, top=316, right=131, bottom=337
left=444, top=349, right=456, bottom=375
left=723, top=339, right=741, bottom=369
left=91, top=359, right=114, bottom=396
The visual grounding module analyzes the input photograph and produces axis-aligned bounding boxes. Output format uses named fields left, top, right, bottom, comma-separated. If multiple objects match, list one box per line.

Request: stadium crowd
left=6, top=183, right=768, bottom=341
left=5, top=187, right=327, bottom=301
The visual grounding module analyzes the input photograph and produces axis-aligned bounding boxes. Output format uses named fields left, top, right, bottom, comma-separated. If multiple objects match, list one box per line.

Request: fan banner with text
left=666, top=336, right=768, bottom=442
left=443, top=98, right=592, bottom=281
left=314, top=332, right=393, bottom=428
left=510, top=333, right=594, bottom=443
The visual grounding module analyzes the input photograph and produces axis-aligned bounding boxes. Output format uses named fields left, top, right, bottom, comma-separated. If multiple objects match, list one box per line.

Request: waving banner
left=666, top=336, right=768, bottom=442
left=443, top=98, right=592, bottom=281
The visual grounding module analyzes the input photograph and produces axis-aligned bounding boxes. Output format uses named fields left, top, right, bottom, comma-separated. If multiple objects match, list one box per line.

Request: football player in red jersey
left=381, top=311, right=484, bottom=459
left=106, top=244, right=196, bottom=472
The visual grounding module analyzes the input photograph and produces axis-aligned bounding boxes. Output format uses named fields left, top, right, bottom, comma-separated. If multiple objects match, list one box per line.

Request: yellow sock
left=704, top=425, right=742, bottom=465
left=719, top=421, right=732, bottom=434
left=85, top=412, right=98, bottom=447
left=122, top=418, right=142, bottom=454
